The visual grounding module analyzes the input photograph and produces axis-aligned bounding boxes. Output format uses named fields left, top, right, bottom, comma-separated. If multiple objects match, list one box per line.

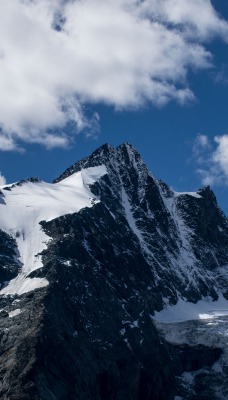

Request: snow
left=121, top=186, right=143, bottom=240
left=120, top=328, right=126, bottom=336
left=0, top=165, right=107, bottom=295
left=8, top=308, right=21, bottom=318
left=3, top=277, right=49, bottom=296
left=153, top=295, right=228, bottom=323
left=174, top=191, right=202, bottom=199
left=157, top=182, right=215, bottom=296
left=121, top=186, right=164, bottom=269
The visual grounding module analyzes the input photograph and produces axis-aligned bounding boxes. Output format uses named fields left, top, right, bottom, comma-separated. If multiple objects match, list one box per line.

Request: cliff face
left=0, top=143, right=228, bottom=399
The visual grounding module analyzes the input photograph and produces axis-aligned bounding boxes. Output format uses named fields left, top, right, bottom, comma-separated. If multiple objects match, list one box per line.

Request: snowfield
left=0, top=165, right=107, bottom=295
left=153, top=294, right=228, bottom=323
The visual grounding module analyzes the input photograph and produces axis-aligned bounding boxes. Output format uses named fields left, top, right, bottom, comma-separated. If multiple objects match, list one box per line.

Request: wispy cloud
left=214, top=69, right=228, bottom=85
left=194, top=134, right=228, bottom=186
left=0, top=0, right=228, bottom=151
left=0, top=172, right=6, bottom=185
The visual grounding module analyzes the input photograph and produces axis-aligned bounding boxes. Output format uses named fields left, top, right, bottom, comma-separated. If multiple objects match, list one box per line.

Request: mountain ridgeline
left=0, top=143, right=228, bottom=400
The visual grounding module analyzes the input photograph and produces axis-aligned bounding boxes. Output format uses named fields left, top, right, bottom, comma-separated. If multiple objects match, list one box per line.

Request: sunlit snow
left=173, top=191, right=202, bottom=199
left=153, top=295, right=228, bottom=323
left=0, top=165, right=107, bottom=295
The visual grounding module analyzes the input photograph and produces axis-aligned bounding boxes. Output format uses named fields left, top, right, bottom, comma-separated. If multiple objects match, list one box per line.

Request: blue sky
left=0, top=0, right=228, bottom=214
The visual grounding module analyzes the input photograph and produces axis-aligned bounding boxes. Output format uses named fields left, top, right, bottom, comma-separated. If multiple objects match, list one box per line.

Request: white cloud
left=139, top=0, right=228, bottom=41
left=195, top=134, right=210, bottom=149
left=213, top=135, right=228, bottom=177
left=199, top=135, right=210, bottom=147
left=0, top=0, right=227, bottom=151
left=0, top=172, right=6, bottom=185
left=194, top=134, right=228, bottom=186
left=193, top=134, right=211, bottom=162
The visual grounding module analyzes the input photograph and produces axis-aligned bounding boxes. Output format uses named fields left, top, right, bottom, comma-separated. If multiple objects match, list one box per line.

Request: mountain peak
left=117, top=141, right=135, bottom=151
left=53, top=142, right=144, bottom=183
left=1, top=142, right=228, bottom=399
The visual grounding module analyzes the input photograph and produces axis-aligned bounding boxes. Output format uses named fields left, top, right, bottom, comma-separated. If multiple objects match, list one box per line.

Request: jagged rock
left=0, top=229, right=20, bottom=286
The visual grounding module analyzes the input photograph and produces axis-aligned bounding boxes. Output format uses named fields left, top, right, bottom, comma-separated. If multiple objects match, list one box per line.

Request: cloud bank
left=0, top=0, right=228, bottom=151
left=194, top=134, right=228, bottom=186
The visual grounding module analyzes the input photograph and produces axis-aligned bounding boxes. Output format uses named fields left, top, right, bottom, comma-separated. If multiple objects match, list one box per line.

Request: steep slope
left=55, top=142, right=228, bottom=303
left=0, top=143, right=228, bottom=400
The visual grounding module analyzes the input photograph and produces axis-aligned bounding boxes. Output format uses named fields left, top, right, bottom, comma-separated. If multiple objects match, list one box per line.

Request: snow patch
left=153, top=295, right=228, bottom=323
left=120, top=328, right=126, bottom=336
left=3, top=277, right=49, bottom=296
left=174, top=191, right=202, bottom=199
left=121, top=186, right=143, bottom=240
left=8, top=308, right=21, bottom=318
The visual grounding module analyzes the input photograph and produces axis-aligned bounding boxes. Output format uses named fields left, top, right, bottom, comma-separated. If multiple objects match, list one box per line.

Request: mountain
left=0, top=143, right=228, bottom=399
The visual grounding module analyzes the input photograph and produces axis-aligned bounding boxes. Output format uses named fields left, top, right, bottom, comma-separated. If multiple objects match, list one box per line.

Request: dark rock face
left=54, top=142, right=228, bottom=304
left=168, top=344, right=222, bottom=375
left=0, top=143, right=228, bottom=399
left=0, top=291, right=46, bottom=400
left=0, top=228, right=20, bottom=286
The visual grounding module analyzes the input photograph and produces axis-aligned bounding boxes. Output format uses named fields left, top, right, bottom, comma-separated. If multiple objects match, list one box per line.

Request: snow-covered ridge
left=173, top=191, right=202, bottom=199
left=0, top=165, right=107, bottom=295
